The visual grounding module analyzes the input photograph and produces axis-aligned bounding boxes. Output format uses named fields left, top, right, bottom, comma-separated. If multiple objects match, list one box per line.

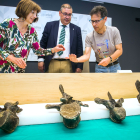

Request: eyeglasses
left=61, top=11, right=73, bottom=17
left=89, top=17, right=104, bottom=24
left=31, top=10, right=38, bottom=17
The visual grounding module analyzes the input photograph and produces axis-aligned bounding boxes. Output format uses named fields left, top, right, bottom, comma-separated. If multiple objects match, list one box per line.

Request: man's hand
left=98, top=57, right=110, bottom=67
left=66, top=54, right=78, bottom=63
left=7, top=55, right=26, bottom=69
left=75, top=68, right=82, bottom=73
left=52, top=44, right=65, bottom=53
left=38, top=62, right=45, bottom=72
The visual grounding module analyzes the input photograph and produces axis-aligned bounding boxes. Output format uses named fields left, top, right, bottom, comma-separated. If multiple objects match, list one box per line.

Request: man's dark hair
left=90, top=5, right=107, bottom=18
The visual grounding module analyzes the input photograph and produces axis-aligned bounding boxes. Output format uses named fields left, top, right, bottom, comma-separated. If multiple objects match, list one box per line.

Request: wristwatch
left=109, top=56, right=112, bottom=62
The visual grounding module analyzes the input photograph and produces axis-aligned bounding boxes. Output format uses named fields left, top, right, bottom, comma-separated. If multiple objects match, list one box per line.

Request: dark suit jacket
left=38, top=20, right=83, bottom=72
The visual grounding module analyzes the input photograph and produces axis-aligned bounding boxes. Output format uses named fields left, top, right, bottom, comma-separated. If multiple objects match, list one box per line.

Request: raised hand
left=66, top=54, right=78, bottom=63
left=52, top=44, right=65, bottom=53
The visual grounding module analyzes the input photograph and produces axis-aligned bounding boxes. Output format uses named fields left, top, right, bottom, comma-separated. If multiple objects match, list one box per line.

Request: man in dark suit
left=38, top=4, right=83, bottom=73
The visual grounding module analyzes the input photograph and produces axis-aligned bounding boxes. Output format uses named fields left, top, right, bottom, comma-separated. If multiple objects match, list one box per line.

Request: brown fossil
left=0, top=101, right=22, bottom=133
left=46, top=84, right=88, bottom=128
left=94, top=92, right=126, bottom=123
left=135, top=80, right=140, bottom=103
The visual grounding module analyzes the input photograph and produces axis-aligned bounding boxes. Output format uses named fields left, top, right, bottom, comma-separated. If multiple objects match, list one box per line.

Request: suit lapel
left=53, top=21, right=59, bottom=45
left=70, top=23, right=74, bottom=51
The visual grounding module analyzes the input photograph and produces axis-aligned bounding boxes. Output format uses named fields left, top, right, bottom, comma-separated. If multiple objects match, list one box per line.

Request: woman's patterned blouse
left=0, top=18, right=52, bottom=73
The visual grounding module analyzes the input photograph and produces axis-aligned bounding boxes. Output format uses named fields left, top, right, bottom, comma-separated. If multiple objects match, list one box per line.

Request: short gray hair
left=60, top=4, right=73, bottom=12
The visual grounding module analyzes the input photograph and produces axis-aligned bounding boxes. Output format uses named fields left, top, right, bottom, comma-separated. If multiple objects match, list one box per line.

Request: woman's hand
left=52, top=44, right=65, bottom=53
left=6, top=55, right=27, bottom=69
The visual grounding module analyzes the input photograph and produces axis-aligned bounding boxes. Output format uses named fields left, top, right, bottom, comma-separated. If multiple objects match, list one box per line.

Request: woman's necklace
left=17, top=18, right=25, bottom=22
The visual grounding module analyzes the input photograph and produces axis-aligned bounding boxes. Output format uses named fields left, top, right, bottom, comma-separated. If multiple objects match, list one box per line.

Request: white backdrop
left=0, top=5, right=112, bottom=62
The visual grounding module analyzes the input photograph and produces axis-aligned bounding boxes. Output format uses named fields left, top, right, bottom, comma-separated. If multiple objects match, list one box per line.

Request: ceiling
left=82, top=0, right=140, bottom=8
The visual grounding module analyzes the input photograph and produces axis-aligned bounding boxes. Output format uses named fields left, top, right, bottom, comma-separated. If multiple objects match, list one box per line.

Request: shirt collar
left=59, top=20, right=70, bottom=28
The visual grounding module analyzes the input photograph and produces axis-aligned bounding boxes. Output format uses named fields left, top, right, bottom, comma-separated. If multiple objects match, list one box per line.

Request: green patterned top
left=0, top=18, right=52, bottom=73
